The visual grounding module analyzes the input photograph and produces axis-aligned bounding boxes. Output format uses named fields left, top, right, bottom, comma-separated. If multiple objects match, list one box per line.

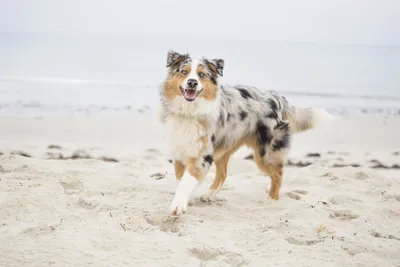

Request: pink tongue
left=185, top=90, right=197, bottom=98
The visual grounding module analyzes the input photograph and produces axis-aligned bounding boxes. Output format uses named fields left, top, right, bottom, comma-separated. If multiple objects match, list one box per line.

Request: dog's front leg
left=169, top=150, right=214, bottom=216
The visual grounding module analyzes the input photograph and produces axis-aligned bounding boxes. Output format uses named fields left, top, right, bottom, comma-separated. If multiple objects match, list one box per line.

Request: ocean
left=1, top=32, right=399, bottom=117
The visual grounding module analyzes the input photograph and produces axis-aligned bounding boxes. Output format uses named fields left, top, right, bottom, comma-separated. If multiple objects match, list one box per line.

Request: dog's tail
left=282, top=99, right=334, bottom=134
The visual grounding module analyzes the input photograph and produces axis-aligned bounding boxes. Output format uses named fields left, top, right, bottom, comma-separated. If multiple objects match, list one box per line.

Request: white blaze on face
left=184, top=59, right=204, bottom=90
left=181, top=59, right=203, bottom=101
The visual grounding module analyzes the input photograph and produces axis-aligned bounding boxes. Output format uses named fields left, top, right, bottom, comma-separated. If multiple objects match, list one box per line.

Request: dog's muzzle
left=180, top=86, right=203, bottom=102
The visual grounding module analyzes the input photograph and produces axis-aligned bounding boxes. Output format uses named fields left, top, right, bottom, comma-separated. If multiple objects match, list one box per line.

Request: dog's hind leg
left=200, top=152, right=232, bottom=202
left=253, top=120, right=290, bottom=200
left=266, top=162, right=284, bottom=200
left=253, top=150, right=285, bottom=200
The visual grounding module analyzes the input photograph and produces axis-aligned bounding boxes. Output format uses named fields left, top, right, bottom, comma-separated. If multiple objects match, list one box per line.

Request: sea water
left=1, top=33, right=399, bottom=117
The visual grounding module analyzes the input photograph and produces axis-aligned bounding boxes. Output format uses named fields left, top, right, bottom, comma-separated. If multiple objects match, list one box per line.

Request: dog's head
left=163, top=50, right=224, bottom=102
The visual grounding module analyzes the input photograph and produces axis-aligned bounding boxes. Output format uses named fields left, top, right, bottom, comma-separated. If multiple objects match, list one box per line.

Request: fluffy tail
left=282, top=99, right=334, bottom=133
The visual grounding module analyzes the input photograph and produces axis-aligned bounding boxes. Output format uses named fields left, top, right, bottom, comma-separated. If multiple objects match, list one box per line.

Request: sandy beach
left=1, top=0, right=399, bottom=265
left=0, top=113, right=399, bottom=267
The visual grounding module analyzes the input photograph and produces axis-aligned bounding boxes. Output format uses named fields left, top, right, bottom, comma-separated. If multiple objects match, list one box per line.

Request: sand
left=0, top=114, right=399, bottom=267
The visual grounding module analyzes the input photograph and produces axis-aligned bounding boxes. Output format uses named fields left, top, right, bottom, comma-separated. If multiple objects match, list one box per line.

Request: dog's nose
left=187, top=79, right=198, bottom=88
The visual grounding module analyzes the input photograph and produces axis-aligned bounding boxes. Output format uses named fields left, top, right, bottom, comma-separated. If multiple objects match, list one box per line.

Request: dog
left=159, top=50, right=332, bottom=216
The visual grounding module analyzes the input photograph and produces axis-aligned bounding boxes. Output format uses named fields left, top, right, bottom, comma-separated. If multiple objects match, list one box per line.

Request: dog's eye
left=181, top=70, right=187, bottom=75
left=198, top=72, right=205, bottom=78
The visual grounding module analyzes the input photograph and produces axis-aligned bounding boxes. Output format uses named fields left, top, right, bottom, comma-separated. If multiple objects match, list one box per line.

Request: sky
left=0, top=0, right=399, bottom=46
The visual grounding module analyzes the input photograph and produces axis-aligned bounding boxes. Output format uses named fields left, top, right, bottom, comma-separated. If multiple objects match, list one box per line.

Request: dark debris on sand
left=11, top=150, right=32, bottom=158
left=369, top=159, right=400, bottom=169
left=69, top=150, right=119, bottom=163
left=306, top=153, right=321, bottom=158
left=70, top=150, right=92, bottom=160
left=287, top=160, right=312, bottom=167
left=46, top=152, right=65, bottom=160
left=46, top=148, right=118, bottom=163
left=242, top=152, right=400, bottom=170
left=151, top=172, right=166, bottom=180
left=98, top=156, right=119, bottom=163
left=48, top=144, right=63, bottom=150
left=332, top=163, right=361, bottom=168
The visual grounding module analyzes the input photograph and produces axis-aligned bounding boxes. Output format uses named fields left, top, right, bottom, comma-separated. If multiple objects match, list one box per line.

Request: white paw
left=169, top=173, right=199, bottom=216
left=169, top=195, right=189, bottom=215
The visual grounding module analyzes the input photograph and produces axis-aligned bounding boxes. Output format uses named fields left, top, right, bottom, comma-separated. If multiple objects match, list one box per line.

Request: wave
left=280, top=90, right=400, bottom=101
left=0, top=75, right=161, bottom=88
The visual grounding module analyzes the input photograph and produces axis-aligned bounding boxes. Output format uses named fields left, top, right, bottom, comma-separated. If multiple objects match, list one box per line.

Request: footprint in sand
left=59, top=180, right=83, bottom=195
left=321, top=172, right=339, bottom=181
left=329, top=195, right=363, bottom=205
left=293, top=189, right=308, bottom=195
left=353, top=171, right=370, bottom=180
left=285, top=192, right=301, bottom=200
left=21, top=219, right=64, bottom=236
left=198, top=195, right=227, bottom=204
left=328, top=210, right=359, bottom=221
left=341, top=243, right=364, bottom=256
left=285, top=236, right=322, bottom=246
left=285, top=190, right=308, bottom=200
left=383, top=194, right=400, bottom=202
left=189, top=245, right=249, bottom=266
left=189, top=246, right=227, bottom=262
left=145, top=215, right=183, bottom=234
left=76, top=198, right=99, bottom=210
left=370, top=230, right=400, bottom=241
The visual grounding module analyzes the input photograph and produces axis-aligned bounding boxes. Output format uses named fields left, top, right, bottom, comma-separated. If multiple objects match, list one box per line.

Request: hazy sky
left=1, top=0, right=399, bottom=46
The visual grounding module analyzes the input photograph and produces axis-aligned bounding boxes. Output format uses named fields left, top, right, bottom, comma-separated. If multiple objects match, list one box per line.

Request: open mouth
left=180, top=86, right=203, bottom=102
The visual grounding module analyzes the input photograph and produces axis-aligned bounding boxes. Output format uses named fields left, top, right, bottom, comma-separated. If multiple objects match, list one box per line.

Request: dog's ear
left=166, top=50, right=188, bottom=68
left=206, top=59, right=224, bottom=77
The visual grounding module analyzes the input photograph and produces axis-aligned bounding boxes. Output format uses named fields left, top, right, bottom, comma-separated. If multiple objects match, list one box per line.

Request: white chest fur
left=164, top=116, right=208, bottom=162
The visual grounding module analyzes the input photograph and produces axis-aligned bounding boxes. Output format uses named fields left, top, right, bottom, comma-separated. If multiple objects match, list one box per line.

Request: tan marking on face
left=163, top=65, right=191, bottom=101
left=197, top=65, right=217, bottom=100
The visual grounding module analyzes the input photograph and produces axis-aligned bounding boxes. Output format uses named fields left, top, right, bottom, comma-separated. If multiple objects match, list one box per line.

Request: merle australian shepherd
left=159, top=50, right=332, bottom=215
